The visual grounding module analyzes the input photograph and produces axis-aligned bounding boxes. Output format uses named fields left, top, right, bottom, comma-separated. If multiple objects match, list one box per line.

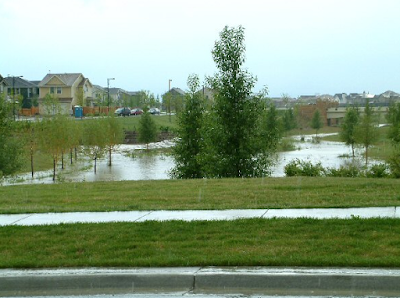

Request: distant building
left=4, top=76, right=39, bottom=108
left=38, top=73, right=93, bottom=115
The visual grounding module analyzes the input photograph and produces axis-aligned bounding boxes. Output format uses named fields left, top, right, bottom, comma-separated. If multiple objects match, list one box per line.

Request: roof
left=4, top=76, right=38, bottom=88
left=38, top=73, right=83, bottom=87
left=169, top=87, right=186, bottom=96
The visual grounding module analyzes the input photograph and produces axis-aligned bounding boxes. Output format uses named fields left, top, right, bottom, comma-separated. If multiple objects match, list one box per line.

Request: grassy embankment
left=1, top=177, right=400, bottom=268
left=3, top=123, right=400, bottom=269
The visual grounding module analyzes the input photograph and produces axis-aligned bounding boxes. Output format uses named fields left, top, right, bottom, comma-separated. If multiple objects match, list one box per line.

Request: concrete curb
left=1, top=267, right=400, bottom=297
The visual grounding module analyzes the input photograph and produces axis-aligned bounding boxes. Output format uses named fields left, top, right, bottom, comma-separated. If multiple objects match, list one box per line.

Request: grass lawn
left=1, top=177, right=399, bottom=214
left=1, top=218, right=400, bottom=268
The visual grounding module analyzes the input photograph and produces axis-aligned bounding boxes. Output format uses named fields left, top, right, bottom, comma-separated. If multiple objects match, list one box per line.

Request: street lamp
left=9, top=75, right=23, bottom=121
left=107, top=78, right=115, bottom=112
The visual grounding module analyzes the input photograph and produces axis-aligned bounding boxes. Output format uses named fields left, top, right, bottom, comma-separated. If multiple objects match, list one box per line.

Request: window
left=57, top=87, right=62, bottom=94
left=50, top=87, right=55, bottom=94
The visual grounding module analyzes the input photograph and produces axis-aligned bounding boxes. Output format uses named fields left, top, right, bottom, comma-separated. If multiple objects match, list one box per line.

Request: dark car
left=114, top=107, right=131, bottom=117
left=131, top=108, right=143, bottom=116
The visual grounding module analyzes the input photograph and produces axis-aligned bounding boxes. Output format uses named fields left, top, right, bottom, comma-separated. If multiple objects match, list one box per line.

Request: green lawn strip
left=1, top=218, right=399, bottom=268
left=1, top=177, right=400, bottom=214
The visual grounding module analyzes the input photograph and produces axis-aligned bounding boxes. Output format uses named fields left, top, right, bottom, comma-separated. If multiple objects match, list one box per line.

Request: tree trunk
left=53, top=158, right=56, bottom=182
left=108, top=147, right=112, bottom=166
left=30, top=145, right=34, bottom=178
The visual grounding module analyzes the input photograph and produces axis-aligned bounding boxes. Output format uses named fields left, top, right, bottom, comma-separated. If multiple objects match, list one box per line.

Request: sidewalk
left=0, top=206, right=399, bottom=226
left=1, top=267, right=400, bottom=296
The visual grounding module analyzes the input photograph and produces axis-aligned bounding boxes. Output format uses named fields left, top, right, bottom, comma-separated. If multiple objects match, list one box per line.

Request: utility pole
left=107, top=78, right=115, bottom=114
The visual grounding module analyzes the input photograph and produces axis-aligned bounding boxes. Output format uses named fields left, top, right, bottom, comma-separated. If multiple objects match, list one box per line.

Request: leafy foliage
left=138, top=108, right=157, bottom=149
left=170, top=74, right=205, bottom=178
left=201, top=25, right=277, bottom=178
left=340, top=107, right=359, bottom=158
left=355, top=100, right=378, bottom=165
left=310, top=109, right=322, bottom=136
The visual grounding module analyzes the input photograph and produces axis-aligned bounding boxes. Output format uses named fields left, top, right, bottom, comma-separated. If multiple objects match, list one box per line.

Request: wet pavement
left=2, top=267, right=400, bottom=297
left=0, top=207, right=399, bottom=226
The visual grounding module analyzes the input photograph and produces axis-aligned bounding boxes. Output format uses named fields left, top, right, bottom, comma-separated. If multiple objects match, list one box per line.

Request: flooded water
left=2, top=135, right=369, bottom=185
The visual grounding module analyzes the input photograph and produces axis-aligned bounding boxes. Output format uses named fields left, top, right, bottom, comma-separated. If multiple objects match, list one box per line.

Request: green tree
left=387, top=102, right=400, bottom=145
left=138, top=108, right=157, bottom=149
left=0, top=93, right=23, bottom=177
left=171, top=74, right=205, bottom=178
left=43, top=93, right=61, bottom=116
left=311, top=109, right=323, bottom=137
left=355, top=100, right=378, bottom=165
left=340, top=107, right=359, bottom=158
left=282, top=108, right=297, bottom=133
left=39, top=115, right=70, bottom=181
left=104, top=116, right=124, bottom=166
left=261, top=103, right=282, bottom=153
left=202, top=25, right=273, bottom=177
left=82, top=119, right=107, bottom=173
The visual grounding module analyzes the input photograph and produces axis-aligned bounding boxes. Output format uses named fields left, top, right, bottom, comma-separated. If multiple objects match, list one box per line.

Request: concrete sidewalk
left=1, top=267, right=400, bottom=296
left=0, top=206, right=399, bottom=226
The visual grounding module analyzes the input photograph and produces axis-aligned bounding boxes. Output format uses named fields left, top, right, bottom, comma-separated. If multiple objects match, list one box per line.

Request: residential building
left=38, top=73, right=93, bottom=115
left=4, top=76, right=39, bottom=108
left=92, top=85, right=107, bottom=106
left=108, top=88, right=131, bottom=107
left=0, top=74, right=7, bottom=95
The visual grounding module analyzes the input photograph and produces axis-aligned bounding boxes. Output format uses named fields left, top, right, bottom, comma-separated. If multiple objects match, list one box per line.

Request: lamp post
left=107, top=78, right=115, bottom=113
left=9, top=75, right=23, bottom=121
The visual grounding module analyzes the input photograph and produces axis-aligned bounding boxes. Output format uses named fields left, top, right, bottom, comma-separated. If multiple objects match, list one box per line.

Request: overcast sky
left=1, top=0, right=400, bottom=98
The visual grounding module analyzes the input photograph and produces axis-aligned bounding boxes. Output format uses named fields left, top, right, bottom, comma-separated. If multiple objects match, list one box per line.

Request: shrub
left=284, top=159, right=324, bottom=177
left=366, top=163, right=390, bottom=178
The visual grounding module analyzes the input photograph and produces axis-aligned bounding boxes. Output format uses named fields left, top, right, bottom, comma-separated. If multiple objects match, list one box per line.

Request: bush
left=388, top=154, right=400, bottom=178
left=325, top=160, right=363, bottom=178
left=284, top=159, right=324, bottom=177
left=366, top=163, right=390, bottom=178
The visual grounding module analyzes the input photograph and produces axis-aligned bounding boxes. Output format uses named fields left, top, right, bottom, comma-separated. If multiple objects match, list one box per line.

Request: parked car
left=131, top=108, right=143, bottom=116
left=149, top=108, right=160, bottom=115
left=114, top=107, right=131, bottom=116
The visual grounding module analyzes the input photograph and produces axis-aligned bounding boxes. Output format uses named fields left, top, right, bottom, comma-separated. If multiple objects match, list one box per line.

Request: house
left=4, top=76, right=39, bottom=108
left=0, top=74, right=7, bottom=95
left=92, top=85, right=107, bottom=106
left=38, top=73, right=93, bottom=115
left=162, top=87, right=186, bottom=112
left=107, top=88, right=131, bottom=107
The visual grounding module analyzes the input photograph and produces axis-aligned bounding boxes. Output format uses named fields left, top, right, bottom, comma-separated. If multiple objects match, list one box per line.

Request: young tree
left=387, top=102, right=400, bottom=146
left=138, top=108, right=158, bottom=149
left=340, top=107, right=359, bottom=158
left=82, top=120, right=107, bottom=173
left=282, top=108, right=297, bottom=133
left=355, top=100, right=378, bottom=165
left=104, top=115, right=124, bottom=166
left=43, top=93, right=61, bottom=116
left=39, top=115, right=69, bottom=181
left=171, top=74, right=205, bottom=178
left=310, top=109, right=323, bottom=137
left=202, top=25, right=273, bottom=177
left=0, top=93, right=23, bottom=177
left=262, top=104, right=282, bottom=153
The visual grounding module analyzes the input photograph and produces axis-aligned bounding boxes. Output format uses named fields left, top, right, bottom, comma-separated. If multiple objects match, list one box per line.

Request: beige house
left=38, top=73, right=93, bottom=115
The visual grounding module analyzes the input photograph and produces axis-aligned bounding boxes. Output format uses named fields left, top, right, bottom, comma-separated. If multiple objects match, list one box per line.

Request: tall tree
left=203, top=25, right=273, bottom=177
left=171, top=74, right=205, bottom=178
left=310, top=109, right=323, bottom=137
left=340, top=107, right=359, bottom=158
left=138, top=108, right=157, bottom=149
left=355, top=100, right=378, bottom=165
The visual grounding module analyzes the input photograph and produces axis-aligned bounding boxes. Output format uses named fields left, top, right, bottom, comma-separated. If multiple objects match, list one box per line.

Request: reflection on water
left=2, top=136, right=376, bottom=185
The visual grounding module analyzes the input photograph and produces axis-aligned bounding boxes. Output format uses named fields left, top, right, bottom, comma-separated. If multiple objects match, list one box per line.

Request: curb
left=1, top=267, right=400, bottom=297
